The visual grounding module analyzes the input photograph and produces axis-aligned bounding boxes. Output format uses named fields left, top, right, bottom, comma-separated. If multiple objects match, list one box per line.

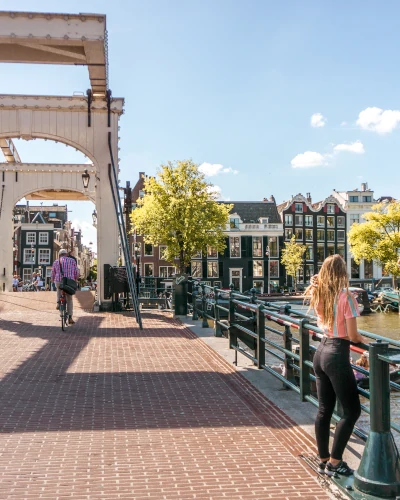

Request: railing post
left=283, top=324, right=294, bottom=389
left=354, top=342, right=400, bottom=498
left=213, top=286, right=222, bottom=337
left=228, top=283, right=236, bottom=351
left=201, top=283, right=208, bottom=328
left=192, top=282, right=199, bottom=321
left=256, top=304, right=265, bottom=369
left=299, top=318, right=311, bottom=401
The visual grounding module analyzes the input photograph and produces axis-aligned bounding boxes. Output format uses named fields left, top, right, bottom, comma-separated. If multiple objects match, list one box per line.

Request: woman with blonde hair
left=305, top=254, right=363, bottom=477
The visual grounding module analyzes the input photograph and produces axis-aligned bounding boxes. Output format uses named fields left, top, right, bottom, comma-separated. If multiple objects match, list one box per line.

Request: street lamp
left=265, top=245, right=271, bottom=295
left=92, top=210, right=97, bottom=227
left=30, top=242, right=34, bottom=279
left=82, top=170, right=90, bottom=190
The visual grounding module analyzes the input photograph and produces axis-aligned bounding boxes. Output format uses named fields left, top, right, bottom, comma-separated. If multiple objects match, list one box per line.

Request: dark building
left=277, top=193, right=346, bottom=287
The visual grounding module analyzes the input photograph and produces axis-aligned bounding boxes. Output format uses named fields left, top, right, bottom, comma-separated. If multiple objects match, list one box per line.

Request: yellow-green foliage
left=281, top=236, right=306, bottom=290
left=130, top=160, right=233, bottom=273
left=348, top=201, right=400, bottom=279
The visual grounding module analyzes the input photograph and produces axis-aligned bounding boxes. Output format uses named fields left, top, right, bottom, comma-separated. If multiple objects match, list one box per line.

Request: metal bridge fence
left=186, top=279, right=400, bottom=499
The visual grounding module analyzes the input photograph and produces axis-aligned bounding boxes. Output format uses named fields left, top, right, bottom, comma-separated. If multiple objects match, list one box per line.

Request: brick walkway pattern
left=0, top=292, right=329, bottom=500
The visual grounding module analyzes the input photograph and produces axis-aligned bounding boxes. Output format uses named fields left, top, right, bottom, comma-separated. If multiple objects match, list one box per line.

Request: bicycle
left=59, top=289, right=69, bottom=331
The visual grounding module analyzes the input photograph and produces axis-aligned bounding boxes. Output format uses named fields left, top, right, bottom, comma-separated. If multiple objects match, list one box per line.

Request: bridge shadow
left=0, top=313, right=298, bottom=434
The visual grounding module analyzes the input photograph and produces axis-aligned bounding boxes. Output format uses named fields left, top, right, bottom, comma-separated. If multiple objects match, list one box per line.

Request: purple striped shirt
left=51, top=256, right=79, bottom=282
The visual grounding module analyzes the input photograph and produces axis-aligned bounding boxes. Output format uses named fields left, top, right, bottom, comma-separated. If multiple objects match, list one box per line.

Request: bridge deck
left=0, top=292, right=329, bottom=499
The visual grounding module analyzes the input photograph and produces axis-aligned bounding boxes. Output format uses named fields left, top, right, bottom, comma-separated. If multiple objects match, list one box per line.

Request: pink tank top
left=316, top=291, right=360, bottom=338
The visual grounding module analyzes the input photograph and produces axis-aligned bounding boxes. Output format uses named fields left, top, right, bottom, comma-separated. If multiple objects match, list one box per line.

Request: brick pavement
left=0, top=292, right=332, bottom=500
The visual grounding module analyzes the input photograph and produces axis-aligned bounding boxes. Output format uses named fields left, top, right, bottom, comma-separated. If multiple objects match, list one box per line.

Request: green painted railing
left=186, top=280, right=400, bottom=499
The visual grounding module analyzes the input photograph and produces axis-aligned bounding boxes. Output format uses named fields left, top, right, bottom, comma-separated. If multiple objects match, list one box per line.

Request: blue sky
left=2, top=1, right=400, bottom=249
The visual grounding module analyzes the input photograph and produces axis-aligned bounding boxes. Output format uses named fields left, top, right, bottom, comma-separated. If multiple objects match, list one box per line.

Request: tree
left=88, top=259, right=97, bottom=281
left=348, top=201, right=400, bottom=288
left=130, top=160, right=233, bottom=274
left=281, top=236, right=306, bottom=292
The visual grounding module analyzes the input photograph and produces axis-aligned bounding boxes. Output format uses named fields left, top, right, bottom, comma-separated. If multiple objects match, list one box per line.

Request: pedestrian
left=304, top=254, right=363, bottom=477
left=51, top=249, right=79, bottom=324
left=12, top=275, right=18, bottom=292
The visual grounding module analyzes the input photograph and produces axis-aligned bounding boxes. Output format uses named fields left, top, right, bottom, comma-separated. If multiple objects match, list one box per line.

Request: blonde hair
left=356, top=355, right=369, bottom=369
left=304, top=254, right=349, bottom=330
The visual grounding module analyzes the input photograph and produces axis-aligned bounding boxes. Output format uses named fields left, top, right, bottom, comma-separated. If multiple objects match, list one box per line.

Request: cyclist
left=51, top=249, right=79, bottom=324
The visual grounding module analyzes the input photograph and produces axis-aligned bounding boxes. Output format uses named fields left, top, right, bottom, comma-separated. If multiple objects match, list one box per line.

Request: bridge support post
left=213, top=286, right=222, bottom=337
left=354, top=342, right=400, bottom=498
left=201, top=283, right=208, bottom=328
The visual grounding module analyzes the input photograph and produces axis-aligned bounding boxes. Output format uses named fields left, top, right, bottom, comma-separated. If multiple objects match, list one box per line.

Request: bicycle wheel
left=60, top=306, right=68, bottom=331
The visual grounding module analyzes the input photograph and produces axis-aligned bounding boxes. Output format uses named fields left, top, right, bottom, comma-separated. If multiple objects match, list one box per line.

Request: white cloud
left=291, top=151, right=327, bottom=169
left=356, top=107, right=400, bottom=134
left=310, top=113, right=327, bottom=128
left=199, top=162, right=239, bottom=177
left=340, top=121, right=347, bottom=127
left=207, top=184, right=230, bottom=201
left=333, top=140, right=365, bottom=154
left=71, top=218, right=97, bottom=251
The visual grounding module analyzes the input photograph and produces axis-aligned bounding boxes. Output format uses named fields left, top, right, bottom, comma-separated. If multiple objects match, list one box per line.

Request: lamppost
left=265, top=245, right=271, bottom=295
left=82, top=170, right=90, bottom=190
left=92, top=210, right=97, bottom=227
left=13, top=244, right=18, bottom=273
left=30, top=242, right=34, bottom=279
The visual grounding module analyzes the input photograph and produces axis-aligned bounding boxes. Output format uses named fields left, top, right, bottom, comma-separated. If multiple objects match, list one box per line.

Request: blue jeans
left=313, top=337, right=361, bottom=460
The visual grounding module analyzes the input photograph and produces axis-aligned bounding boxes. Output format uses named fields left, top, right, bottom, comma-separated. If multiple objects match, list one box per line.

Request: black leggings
left=313, top=337, right=361, bottom=460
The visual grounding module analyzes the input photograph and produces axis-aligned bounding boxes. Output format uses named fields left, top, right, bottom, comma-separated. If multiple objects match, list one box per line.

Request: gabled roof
left=31, top=212, right=46, bottom=224
left=219, top=201, right=281, bottom=223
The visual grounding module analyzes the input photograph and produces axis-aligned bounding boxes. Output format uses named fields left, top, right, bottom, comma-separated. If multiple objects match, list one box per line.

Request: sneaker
left=325, top=460, right=353, bottom=477
left=68, top=317, right=75, bottom=325
left=56, top=303, right=60, bottom=310
left=317, top=461, right=328, bottom=474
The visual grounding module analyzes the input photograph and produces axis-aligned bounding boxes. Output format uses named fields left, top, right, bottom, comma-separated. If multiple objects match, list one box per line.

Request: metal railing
left=186, top=280, right=400, bottom=498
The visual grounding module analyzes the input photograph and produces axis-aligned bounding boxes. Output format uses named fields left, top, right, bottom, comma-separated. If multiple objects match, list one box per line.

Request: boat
left=379, top=290, right=400, bottom=309
left=357, top=369, right=400, bottom=390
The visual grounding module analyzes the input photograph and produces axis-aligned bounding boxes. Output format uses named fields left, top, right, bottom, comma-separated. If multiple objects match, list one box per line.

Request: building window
left=284, top=214, right=293, bottom=225
left=327, top=244, right=335, bottom=256
left=337, top=216, right=345, bottom=228
left=207, top=261, right=219, bottom=278
left=49, top=212, right=56, bottom=218
left=305, top=264, right=314, bottom=282
left=350, top=214, right=359, bottom=225
left=327, top=230, right=335, bottom=241
left=268, top=237, right=278, bottom=257
left=317, top=230, right=325, bottom=241
left=191, top=261, right=202, bottom=278
left=285, top=228, right=293, bottom=240
left=38, top=249, right=51, bottom=265
left=144, top=244, right=153, bottom=256
left=26, top=232, right=36, bottom=244
left=337, top=244, right=345, bottom=258
left=305, top=245, right=314, bottom=260
left=362, top=196, right=372, bottom=202
left=253, top=280, right=264, bottom=293
left=23, top=269, right=32, bottom=281
left=230, top=237, right=240, bottom=257
left=305, top=229, right=313, bottom=241
left=317, top=216, right=325, bottom=227
left=295, top=215, right=303, bottom=226
left=23, top=248, right=36, bottom=264
left=39, top=232, right=49, bottom=245
left=297, top=266, right=304, bottom=284
left=305, top=215, right=313, bottom=227
left=337, top=230, right=345, bottom=242
left=159, top=266, right=175, bottom=278
left=350, top=196, right=359, bottom=202
left=365, top=260, right=373, bottom=279
left=252, top=237, right=262, bottom=257
left=351, top=258, right=360, bottom=279
left=139, top=190, right=145, bottom=198
left=295, top=203, right=303, bottom=213
left=253, top=260, right=263, bottom=277
left=207, top=246, right=218, bottom=258
left=192, top=250, right=202, bottom=258
left=295, top=228, right=303, bottom=240
left=230, top=217, right=240, bottom=229
left=327, top=204, right=335, bottom=214
left=317, top=245, right=325, bottom=262
left=269, top=260, right=279, bottom=277
left=144, top=263, right=154, bottom=276
left=159, top=245, right=167, bottom=260
left=327, top=216, right=335, bottom=228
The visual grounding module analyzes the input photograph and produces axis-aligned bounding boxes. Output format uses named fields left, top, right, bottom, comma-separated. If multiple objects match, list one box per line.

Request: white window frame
left=295, top=215, right=303, bottom=226
left=191, top=261, right=202, bottom=278
left=268, top=237, right=279, bottom=258
left=38, top=248, right=51, bottom=265
left=285, top=228, right=293, bottom=240
left=327, top=204, right=335, bottom=214
left=23, top=269, right=32, bottom=281
left=337, top=216, right=345, bottom=228
left=253, top=260, right=263, bottom=277
left=317, top=216, right=325, bottom=227
left=305, top=229, right=313, bottom=241
left=284, top=214, right=293, bottom=225
left=144, top=243, right=153, bottom=256
left=159, top=245, right=167, bottom=260
left=295, top=228, right=303, bottom=240
left=207, top=246, right=218, bottom=258
left=305, top=215, right=313, bottom=227
left=269, top=260, right=279, bottom=278
left=327, top=216, right=335, bottom=228
left=207, top=261, right=219, bottom=278
left=327, top=230, right=335, bottom=242
left=229, top=236, right=240, bottom=258
left=252, top=236, right=263, bottom=258
left=23, top=248, right=36, bottom=264
left=295, top=203, right=303, bottom=213
left=144, top=263, right=154, bottom=276
left=350, top=214, right=360, bottom=225
left=337, top=230, right=345, bottom=242
left=26, top=232, right=36, bottom=244
left=159, top=266, right=176, bottom=278
left=38, top=232, right=49, bottom=245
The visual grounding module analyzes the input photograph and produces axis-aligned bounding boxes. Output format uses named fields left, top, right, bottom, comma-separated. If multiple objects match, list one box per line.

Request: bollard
left=256, top=304, right=265, bottom=369
left=192, top=282, right=199, bottom=321
left=354, top=342, right=400, bottom=498
left=201, top=283, right=208, bottom=328
left=213, top=286, right=222, bottom=337
left=299, top=318, right=311, bottom=401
